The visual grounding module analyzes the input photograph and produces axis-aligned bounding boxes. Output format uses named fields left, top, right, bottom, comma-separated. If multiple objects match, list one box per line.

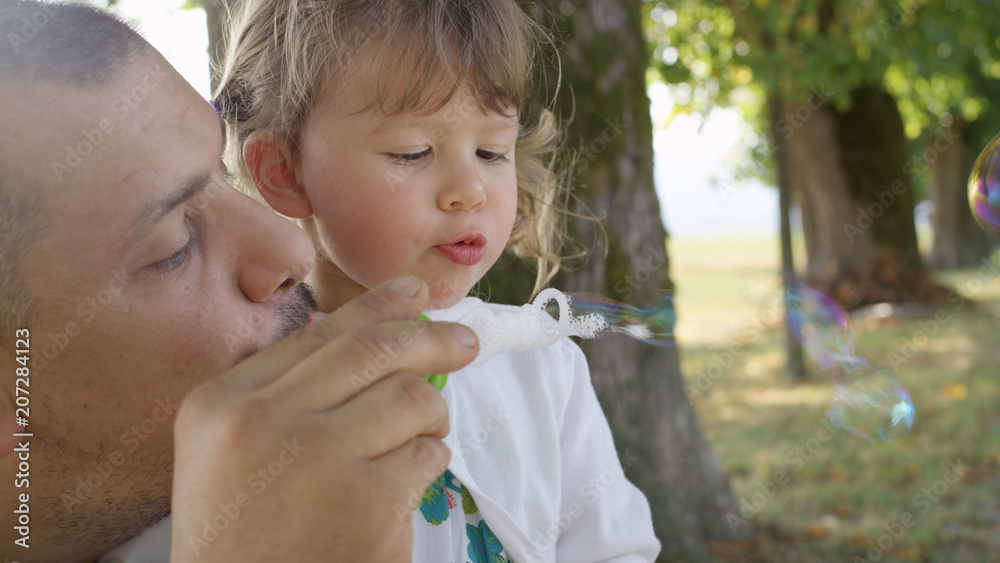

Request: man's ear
left=243, top=131, right=314, bottom=219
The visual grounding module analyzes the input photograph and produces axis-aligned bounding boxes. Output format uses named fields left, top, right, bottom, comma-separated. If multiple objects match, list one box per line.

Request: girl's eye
left=477, top=149, right=509, bottom=163
left=385, top=148, right=431, bottom=165
left=147, top=228, right=199, bottom=277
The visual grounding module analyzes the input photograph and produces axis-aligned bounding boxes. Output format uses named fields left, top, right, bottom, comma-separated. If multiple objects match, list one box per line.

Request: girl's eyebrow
left=368, top=113, right=519, bottom=135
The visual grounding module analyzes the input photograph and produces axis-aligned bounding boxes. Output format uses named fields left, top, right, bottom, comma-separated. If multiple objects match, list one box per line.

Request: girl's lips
left=435, top=242, right=486, bottom=266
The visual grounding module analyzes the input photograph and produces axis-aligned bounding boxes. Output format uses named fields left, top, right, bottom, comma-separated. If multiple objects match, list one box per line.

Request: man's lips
left=436, top=233, right=487, bottom=266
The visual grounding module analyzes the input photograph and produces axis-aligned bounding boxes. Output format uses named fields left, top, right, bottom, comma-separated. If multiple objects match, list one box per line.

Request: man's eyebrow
left=124, top=108, right=226, bottom=252
left=126, top=173, right=210, bottom=250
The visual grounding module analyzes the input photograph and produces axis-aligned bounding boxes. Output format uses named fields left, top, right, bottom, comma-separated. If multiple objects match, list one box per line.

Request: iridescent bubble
left=553, top=285, right=913, bottom=440
left=460, top=284, right=914, bottom=441
left=548, top=292, right=677, bottom=345
left=785, top=282, right=857, bottom=370
left=783, top=284, right=914, bottom=441
left=968, top=131, right=1000, bottom=236
left=827, top=360, right=915, bottom=442
left=731, top=279, right=914, bottom=441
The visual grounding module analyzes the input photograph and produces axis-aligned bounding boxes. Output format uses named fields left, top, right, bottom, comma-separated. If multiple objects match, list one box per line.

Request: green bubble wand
left=417, top=313, right=450, bottom=391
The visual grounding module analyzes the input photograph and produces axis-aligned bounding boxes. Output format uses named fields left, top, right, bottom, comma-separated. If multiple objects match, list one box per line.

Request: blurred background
left=91, top=0, right=1000, bottom=560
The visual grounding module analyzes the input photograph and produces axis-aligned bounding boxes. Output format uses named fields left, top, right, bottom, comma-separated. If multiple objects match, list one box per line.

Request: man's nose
left=436, top=158, right=486, bottom=212
left=230, top=193, right=315, bottom=303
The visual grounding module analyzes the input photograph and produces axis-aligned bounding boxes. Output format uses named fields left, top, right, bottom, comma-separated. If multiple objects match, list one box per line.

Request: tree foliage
left=646, top=0, right=1000, bottom=177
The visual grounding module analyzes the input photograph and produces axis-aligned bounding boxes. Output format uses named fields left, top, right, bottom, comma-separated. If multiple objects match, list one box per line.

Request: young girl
left=216, top=1, right=660, bottom=561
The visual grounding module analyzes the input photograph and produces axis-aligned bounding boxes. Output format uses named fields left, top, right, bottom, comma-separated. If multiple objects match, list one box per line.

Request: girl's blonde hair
left=215, top=0, right=573, bottom=294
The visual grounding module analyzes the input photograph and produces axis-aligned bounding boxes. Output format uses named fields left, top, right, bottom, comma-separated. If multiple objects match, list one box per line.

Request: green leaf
left=461, top=484, right=479, bottom=515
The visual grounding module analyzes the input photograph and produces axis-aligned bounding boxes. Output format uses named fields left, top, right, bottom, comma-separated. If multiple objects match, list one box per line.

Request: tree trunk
left=788, top=97, right=875, bottom=293
left=522, top=2, right=744, bottom=560
left=203, top=0, right=228, bottom=95
left=928, top=117, right=994, bottom=269
left=790, top=85, right=948, bottom=307
left=769, top=93, right=808, bottom=381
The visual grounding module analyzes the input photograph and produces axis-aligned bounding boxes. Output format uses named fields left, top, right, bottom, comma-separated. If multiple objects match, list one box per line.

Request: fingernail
left=390, top=276, right=421, bottom=297
left=450, top=324, right=478, bottom=348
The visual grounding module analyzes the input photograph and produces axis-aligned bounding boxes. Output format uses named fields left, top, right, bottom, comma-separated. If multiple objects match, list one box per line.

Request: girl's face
left=296, top=77, right=520, bottom=310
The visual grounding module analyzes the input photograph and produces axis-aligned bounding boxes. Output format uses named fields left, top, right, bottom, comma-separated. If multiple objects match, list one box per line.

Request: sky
left=95, top=0, right=782, bottom=238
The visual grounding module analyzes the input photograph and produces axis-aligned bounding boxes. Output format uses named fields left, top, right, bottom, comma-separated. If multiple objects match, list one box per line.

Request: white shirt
left=100, top=297, right=660, bottom=562
left=418, top=298, right=659, bottom=562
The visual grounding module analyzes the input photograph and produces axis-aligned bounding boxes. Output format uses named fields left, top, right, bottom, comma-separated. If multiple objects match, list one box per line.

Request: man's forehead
left=1, top=54, right=220, bottom=233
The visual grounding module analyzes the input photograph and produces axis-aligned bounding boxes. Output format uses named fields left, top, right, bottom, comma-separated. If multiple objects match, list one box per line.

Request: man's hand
left=169, top=276, right=478, bottom=562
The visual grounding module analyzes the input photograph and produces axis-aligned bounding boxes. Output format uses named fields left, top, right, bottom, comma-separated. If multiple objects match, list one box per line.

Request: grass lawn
left=669, top=234, right=1000, bottom=562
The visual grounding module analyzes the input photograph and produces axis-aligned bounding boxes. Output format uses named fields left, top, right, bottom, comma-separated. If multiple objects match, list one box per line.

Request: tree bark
left=789, top=85, right=948, bottom=306
left=787, top=97, right=874, bottom=291
left=519, top=2, right=745, bottom=560
left=203, top=0, right=228, bottom=95
left=769, top=93, right=808, bottom=381
left=928, top=116, right=994, bottom=269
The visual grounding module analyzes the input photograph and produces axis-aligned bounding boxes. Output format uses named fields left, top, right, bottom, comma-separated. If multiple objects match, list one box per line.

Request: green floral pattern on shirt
left=419, top=469, right=511, bottom=563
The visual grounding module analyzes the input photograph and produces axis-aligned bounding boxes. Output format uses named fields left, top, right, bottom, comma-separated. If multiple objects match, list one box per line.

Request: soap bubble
left=546, top=292, right=677, bottom=345
left=968, top=131, right=1000, bottom=236
left=562, top=285, right=914, bottom=441
left=462, top=283, right=914, bottom=441
left=785, top=282, right=857, bottom=370
left=783, top=283, right=914, bottom=441
left=827, top=360, right=915, bottom=442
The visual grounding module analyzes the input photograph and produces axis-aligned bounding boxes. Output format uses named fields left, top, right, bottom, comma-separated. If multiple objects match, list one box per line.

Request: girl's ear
left=243, top=131, right=314, bottom=219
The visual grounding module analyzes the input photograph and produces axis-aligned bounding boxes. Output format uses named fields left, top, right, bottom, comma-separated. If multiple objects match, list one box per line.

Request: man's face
left=0, top=52, right=316, bottom=559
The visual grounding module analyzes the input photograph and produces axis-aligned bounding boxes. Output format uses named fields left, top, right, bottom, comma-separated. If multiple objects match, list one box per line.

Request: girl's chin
left=425, top=281, right=474, bottom=310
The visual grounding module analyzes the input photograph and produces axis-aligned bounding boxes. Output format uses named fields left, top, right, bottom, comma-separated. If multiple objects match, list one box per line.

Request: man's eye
left=147, top=230, right=199, bottom=277
left=385, top=148, right=431, bottom=165
left=477, top=149, right=509, bottom=163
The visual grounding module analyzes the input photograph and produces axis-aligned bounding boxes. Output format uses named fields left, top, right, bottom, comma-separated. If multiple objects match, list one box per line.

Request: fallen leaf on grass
left=833, top=503, right=852, bottom=518
left=805, top=521, right=830, bottom=538
left=942, top=383, right=968, bottom=400
left=848, top=533, right=868, bottom=547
